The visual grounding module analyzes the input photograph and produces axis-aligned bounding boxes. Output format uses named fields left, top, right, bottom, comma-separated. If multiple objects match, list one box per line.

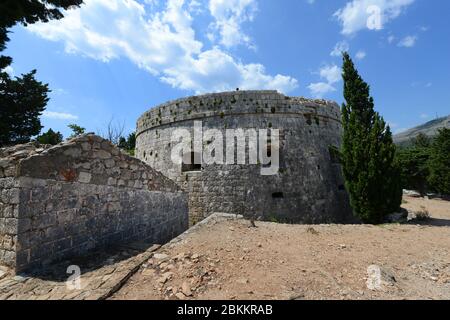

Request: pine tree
left=68, top=123, right=86, bottom=138
left=395, top=134, right=431, bottom=196
left=428, top=128, right=450, bottom=195
left=0, top=1, right=82, bottom=147
left=0, top=70, right=49, bottom=146
left=0, top=0, right=83, bottom=52
left=341, top=52, right=402, bottom=224
left=36, top=128, right=63, bottom=145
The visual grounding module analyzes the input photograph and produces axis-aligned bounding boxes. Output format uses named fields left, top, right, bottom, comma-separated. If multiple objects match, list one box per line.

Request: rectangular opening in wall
left=182, top=152, right=202, bottom=172
left=272, top=192, right=284, bottom=199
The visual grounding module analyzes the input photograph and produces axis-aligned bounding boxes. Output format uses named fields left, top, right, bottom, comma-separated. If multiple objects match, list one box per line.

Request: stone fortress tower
left=136, top=90, right=352, bottom=225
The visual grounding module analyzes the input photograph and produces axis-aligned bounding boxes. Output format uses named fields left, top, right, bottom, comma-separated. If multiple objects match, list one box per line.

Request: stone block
left=78, top=172, right=92, bottom=184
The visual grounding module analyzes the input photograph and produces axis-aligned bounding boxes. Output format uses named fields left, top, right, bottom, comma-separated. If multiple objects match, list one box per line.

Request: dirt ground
left=112, top=195, right=450, bottom=300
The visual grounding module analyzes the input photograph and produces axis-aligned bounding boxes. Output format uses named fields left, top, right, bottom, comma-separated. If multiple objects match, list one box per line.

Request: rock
left=157, top=272, right=173, bottom=284
left=0, top=269, right=7, bottom=280
left=366, top=265, right=397, bottom=291
left=175, top=292, right=186, bottom=300
left=160, top=262, right=168, bottom=269
left=78, top=171, right=92, bottom=183
left=181, top=282, right=192, bottom=296
left=12, top=275, right=29, bottom=283
left=191, top=253, right=200, bottom=260
left=142, top=269, right=156, bottom=277
left=403, top=190, right=421, bottom=197
left=154, top=253, right=169, bottom=260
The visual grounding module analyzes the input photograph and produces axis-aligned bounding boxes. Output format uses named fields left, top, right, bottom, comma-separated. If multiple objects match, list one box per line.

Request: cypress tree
left=428, top=128, right=450, bottom=195
left=341, top=52, right=402, bottom=224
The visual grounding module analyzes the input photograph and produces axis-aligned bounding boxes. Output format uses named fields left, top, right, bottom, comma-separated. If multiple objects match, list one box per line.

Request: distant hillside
left=393, top=115, right=450, bottom=146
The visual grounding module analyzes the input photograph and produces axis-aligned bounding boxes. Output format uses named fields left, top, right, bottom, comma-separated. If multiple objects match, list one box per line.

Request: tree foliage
left=118, top=132, right=136, bottom=155
left=340, top=52, right=402, bottom=224
left=0, top=0, right=82, bottom=147
left=428, top=128, right=450, bottom=195
left=0, top=0, right=83, bottom=51
left=36, top=128, right=63, bottom=145
left=68, top=123, right=86, bottom=138
left=0, top=70, right=49, bottom=146
left=396, top=137, right=431, bottom=196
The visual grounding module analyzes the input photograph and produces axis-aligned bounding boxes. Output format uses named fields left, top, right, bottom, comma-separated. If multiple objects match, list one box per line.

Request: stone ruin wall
left=136, top=90, right=352, bottom=225
left=0, top=134, right=188, bottom=273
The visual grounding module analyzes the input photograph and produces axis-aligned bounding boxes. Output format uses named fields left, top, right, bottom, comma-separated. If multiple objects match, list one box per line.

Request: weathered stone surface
left=136, top=90, right=352, bottom=225
left=0, top=134, right=189, bottom=273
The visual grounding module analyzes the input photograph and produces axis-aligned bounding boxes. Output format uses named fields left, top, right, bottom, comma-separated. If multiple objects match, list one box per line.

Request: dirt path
left=112, top=196, right=450, bottom=300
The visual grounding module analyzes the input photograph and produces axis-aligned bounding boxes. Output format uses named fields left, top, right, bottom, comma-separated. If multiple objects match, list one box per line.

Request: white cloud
left=334, top=0, right=415, bottom=35
left=398, top=35, right=417, bottom=47
left=27, top=0, right=297, bottom=94
left=331, top=41, right=349, bottom=57
left=308, top=82, right=336, bottom=98
left=160, top=46, right=298, bottom=93
left=42, top=111, right=79, bottom=120
left=208, top=0, right=258, bottom=48
left=319, top=65, right=341, bottom=84
left=355, top=50, right=366, bottom=60
left=420, top=113, right=430, bottom=119
left=188, top=0, right=204, bottom=14
left=308, top=64, right=341, bottom=98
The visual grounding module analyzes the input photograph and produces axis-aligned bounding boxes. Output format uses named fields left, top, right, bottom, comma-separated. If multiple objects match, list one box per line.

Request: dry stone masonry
left=136, top=90, right=352, bottom=225
left=0, top=134, right=188, bottom=273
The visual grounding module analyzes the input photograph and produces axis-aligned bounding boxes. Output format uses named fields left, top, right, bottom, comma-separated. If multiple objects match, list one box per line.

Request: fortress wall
left=136, top=91, right=352, bottom=225
left=0, top=135, right=188, bottom=273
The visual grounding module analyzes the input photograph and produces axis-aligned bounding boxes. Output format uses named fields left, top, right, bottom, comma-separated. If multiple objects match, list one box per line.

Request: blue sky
left=3, top=0, right=450, bottom=137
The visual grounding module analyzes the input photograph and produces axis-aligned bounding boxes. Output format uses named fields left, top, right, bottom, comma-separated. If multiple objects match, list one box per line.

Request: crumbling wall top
left=136, top=90, right=341, bottom=136
left=0, top=134, right=180, bottom=192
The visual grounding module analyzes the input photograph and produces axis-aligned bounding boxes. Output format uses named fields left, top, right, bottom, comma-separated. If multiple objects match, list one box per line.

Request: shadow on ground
left=409, top=218, right=450, bottom=227
left=20, top=241, right=156, bottom=282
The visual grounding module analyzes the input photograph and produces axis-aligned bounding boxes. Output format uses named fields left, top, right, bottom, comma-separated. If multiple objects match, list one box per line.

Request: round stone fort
left=136, top=90, right=352, bottom=225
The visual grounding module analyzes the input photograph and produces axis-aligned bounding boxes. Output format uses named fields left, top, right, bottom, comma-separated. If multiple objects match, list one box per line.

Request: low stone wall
left=0, top=134, right=188, bottom=273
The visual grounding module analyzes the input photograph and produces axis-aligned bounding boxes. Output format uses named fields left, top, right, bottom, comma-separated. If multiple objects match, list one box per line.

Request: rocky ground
left=0, top=195, right=449, bottom=300
left=112, top=195, right=450, bottom=300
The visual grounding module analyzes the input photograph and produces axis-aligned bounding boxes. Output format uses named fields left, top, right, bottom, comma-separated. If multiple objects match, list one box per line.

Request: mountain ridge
left=393, top=115, right=450, bottom=146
